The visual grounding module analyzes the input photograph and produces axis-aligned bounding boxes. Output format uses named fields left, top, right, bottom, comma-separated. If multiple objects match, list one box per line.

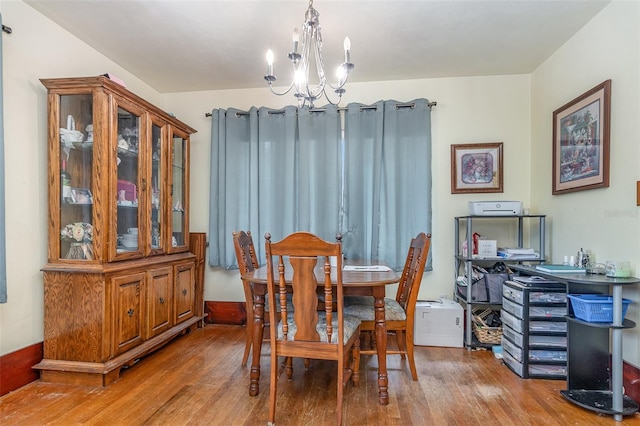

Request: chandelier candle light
left=264, top=0, right=354, bottom=108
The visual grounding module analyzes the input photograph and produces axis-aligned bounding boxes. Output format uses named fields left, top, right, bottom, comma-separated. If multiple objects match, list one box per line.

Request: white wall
left=0, top=0, right=161, bottom=356
left=531, top=0, right=640, bottom=364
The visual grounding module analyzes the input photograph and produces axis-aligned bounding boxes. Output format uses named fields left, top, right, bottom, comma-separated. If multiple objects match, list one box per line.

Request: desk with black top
left=511, top=264, right=640, bottom=422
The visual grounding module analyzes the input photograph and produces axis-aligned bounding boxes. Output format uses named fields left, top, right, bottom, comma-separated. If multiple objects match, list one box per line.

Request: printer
left=414, top=299, right=463, bottom=347
left=468, top=201, right=522, bottom=216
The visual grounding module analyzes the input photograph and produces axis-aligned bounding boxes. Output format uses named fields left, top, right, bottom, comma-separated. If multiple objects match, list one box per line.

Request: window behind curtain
left=0, top=14, right=7, bottom=303
left=209, top=99, right=432, bottom=271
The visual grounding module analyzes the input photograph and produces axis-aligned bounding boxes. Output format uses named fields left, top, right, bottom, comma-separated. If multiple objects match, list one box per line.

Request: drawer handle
left=159, top=297, right=165, bottom=304
left=127, top=308, right=134, bottom=317
left=182, top=289, right=187, bottom=296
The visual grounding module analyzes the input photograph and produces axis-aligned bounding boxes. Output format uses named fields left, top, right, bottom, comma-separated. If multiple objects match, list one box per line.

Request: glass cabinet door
left=114, top=99, right=143, bottom=258
left=59, top=93, right=95, bottom=261
left=149, top=117, right=166, bottom=254
left=169, top=128, right=189, bottom=252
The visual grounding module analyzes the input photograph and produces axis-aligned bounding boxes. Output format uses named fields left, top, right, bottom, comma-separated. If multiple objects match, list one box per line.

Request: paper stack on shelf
left=497, top=247, right=540, bottom=259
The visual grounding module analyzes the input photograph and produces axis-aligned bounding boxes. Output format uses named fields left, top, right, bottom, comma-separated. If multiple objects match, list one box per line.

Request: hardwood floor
left=1, top=325, right=637, bottom=425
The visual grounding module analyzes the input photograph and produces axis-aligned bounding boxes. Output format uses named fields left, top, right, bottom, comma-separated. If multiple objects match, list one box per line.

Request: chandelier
left=263, top=0, right=354, bottom=108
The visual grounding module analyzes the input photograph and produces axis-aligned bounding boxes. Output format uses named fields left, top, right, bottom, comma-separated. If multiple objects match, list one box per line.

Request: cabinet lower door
left=174, top=262, right=195, bottom=324
left=147, top=267, right=173, bottom=338
left=113, top=272, right=146, bottom=355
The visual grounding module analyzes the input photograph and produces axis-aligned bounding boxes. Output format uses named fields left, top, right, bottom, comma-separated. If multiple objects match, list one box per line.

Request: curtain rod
left=204, top=101, right=437, bottom=117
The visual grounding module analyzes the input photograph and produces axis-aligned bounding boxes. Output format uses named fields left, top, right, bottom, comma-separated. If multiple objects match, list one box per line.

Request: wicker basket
left=472, top=308, right=502, bottom=344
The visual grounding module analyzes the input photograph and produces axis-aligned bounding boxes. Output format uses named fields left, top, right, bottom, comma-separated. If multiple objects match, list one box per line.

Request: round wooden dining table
left=242, top=263, right=399, bottom=406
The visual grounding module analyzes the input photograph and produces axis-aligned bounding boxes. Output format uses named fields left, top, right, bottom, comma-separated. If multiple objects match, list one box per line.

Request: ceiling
left=25, top=0, right=610, bottom=94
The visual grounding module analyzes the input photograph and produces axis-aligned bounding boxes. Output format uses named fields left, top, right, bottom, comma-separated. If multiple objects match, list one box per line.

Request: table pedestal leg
left=374, top=290, right=389, bottom=405
left=249, top=287, right=265, bottom=396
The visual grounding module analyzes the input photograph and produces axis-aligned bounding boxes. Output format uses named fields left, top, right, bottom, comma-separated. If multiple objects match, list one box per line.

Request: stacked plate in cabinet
left=501, top=276, right=568, bottom=379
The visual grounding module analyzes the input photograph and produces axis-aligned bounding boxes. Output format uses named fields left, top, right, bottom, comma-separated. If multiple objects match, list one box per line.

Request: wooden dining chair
left=232, top=230, right=261, bottom=366
left=233, top=230, right=304, bottom=374
left=265, top=232, right=361, bottom=426
left=344, top=232, right=431, bottom=381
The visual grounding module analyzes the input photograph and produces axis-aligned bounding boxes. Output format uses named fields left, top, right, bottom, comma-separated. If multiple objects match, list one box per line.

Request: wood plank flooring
left=1, top=325, right=637, bottom=425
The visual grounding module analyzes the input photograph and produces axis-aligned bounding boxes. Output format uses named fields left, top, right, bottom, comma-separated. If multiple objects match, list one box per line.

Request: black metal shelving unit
left=454, top=215, right=546, bottom=348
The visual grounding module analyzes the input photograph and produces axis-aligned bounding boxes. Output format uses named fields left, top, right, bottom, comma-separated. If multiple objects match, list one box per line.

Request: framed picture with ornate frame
left=451, top=142, right=503, bottom=194
left=552, top=80, right=611, bottom=195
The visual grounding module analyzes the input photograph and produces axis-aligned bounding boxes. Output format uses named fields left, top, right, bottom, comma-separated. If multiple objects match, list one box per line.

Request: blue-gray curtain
left=0, top=14, right=7, bottom=303
left=344, top=99, right=433, bottom=270
left=296, top=106, right=341, bottom=234
left=209, top=105, right=340, bottom=268
left=209, top=99, right=432, bottom=271
left=342, top=101, right=384, bottom=262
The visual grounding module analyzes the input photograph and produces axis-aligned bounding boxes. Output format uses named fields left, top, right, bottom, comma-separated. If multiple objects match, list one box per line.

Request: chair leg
left=396, top=330, right=407, bottom=360
left=370, top=329, right=377, bottom=351
left=241, top=284, right=255, bottom=367
left=405, top=327, right=418, bottom=381
left=352, top=336, right=360, bottom=387
left=336, top=358, right=344, bottom=426
left=276, top=357, right=292, bottom=378
left=360, top=330, right=372, bottom=351
left=269, top=355, right=278, bottom=425
left=285, top=357, right=294, bottom=380
left=241, top=309, right=254, bottom=366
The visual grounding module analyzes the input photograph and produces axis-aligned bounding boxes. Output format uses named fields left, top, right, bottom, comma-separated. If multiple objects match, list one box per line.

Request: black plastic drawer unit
left=501, top=277, right=567, bottom=379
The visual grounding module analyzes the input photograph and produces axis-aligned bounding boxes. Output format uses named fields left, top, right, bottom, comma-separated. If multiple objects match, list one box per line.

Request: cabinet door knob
left=127, top=308, right=134, bottom=317
left=159, top=297, right=165, bottom=304
left=182, top=289, right=187, bottom=296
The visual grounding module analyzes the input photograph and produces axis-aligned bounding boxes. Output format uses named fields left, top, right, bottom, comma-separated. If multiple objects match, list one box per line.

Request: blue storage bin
left=567, top=294, right=631, bottom=323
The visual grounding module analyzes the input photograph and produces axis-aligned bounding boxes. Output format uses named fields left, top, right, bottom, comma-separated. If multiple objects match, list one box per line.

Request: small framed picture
left=552, top=80, right=611, bottom=195
left=451, top=142, right=503, bottom=194
left=70, top=188, right=93, bottom=205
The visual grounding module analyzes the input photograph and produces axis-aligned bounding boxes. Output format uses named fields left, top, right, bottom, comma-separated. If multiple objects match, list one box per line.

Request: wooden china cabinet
left=36, top=76, right=202, bottom=386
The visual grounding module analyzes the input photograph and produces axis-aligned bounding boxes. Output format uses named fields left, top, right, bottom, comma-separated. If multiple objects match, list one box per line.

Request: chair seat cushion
left=343, top=296, right=406, bottom=321
left=277, top=312, right=361, bottom=344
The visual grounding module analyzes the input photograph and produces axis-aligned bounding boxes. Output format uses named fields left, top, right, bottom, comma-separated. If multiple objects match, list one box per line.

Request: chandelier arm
left=325, top=72, right=349, bottom=91
left=267, top=80, right=297, bottom=97
left=321, top=88, right=344, bottom=106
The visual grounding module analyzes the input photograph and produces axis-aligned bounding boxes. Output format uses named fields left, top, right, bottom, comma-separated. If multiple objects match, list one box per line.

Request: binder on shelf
left=535, top=264, right=586, bottom=274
